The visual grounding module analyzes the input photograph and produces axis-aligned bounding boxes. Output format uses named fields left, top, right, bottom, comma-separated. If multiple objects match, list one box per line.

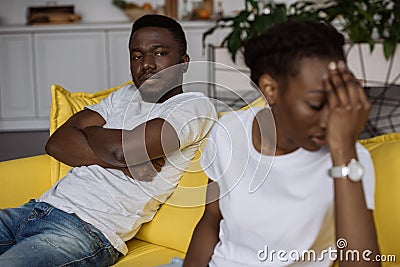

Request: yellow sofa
left=0, top=83, right=399, bottom=266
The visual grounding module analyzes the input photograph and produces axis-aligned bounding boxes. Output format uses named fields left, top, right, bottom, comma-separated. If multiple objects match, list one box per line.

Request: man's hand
left=45, top=109, right=108, bottom=167
left=121, top=157, right=166, bottom=181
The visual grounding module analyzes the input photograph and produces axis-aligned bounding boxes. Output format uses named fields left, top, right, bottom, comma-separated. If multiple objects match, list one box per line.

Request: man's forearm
left=45, top=109, right=119, bottom=168
left=85, top=118, right=180, bottom=168
left=46, top=124, right=111, bottom=167
left=83, top=126, right=126, bottom=167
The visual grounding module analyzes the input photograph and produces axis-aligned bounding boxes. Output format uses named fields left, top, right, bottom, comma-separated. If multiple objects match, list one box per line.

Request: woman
left=165, top=20, right=380, bottom=267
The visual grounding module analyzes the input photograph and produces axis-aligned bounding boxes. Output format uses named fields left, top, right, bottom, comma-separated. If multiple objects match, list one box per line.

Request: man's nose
left=142, top=54, right=156, bottom=70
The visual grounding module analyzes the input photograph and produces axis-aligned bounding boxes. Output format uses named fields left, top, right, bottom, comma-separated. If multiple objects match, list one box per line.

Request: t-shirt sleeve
left=158, top=93, right=217, bottom=150
left=199, top=122, right=219, bottom=182
left=199, top=111, right=248, bottom=184
left=357, top=142, right=376, bottom=210
left=199, top=114, right=234, bottom=183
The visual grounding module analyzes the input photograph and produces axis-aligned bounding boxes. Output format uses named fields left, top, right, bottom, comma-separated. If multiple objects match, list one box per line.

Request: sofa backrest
left=135, top=149, right=208, bottom=253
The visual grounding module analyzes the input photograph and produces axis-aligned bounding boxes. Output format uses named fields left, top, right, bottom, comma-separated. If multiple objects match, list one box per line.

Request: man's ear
left=258, top=73, right=278, bottom=106
left=181, top=54, right=190, bottom=73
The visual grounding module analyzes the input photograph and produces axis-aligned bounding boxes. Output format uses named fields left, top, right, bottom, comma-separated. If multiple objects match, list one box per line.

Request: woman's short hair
left=244, top=20, right=345, bottom=90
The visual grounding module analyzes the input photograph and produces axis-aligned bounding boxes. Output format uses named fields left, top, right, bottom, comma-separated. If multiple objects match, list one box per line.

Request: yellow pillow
left=217, top=96, right=266, bottom=117
left=49, top=82, right=130, bottom=184
left=243, top=96, right=266, bottom=109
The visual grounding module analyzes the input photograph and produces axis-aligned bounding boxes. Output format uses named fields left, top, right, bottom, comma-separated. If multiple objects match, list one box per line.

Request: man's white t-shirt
left=200, top=107, right=375, bottom=267
left=40, top=84, right=217, bottom=254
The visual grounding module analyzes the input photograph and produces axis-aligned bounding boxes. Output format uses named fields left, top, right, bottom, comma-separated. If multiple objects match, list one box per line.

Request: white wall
left=0, top=0, right=248, bottom=25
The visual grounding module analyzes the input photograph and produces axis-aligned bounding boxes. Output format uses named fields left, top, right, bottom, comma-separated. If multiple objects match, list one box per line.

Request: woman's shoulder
left=208, top=107, right=262, bottom=140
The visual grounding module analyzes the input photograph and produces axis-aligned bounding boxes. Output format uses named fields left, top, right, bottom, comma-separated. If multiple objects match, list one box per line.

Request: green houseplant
left=204, top=0, right=400, bottom=62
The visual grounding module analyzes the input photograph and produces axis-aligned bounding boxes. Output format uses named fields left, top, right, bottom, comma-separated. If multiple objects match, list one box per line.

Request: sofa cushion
left=48, top=83, right=129, bottom=184
left=0, top=155, right=52, bottom=208
left=134, top=149, right=208, bottom=253
left=359, top=133, right=400, bottom=263
left=115, top=239, right=185, bottom=267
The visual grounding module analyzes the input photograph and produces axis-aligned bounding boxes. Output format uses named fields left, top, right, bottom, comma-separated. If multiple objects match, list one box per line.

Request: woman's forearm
left=331, top=146, right=380, bottom=267
left=184, top=185, right=222, bottom=267
left=184, top=215, right=220, bottom=267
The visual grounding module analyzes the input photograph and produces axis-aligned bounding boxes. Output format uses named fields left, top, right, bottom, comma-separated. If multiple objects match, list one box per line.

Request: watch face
left=348, top=160, right=364, bottom=182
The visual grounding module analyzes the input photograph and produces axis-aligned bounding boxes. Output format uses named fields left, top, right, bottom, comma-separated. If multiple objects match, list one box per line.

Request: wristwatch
left=327, top=158, right=364, bottom=182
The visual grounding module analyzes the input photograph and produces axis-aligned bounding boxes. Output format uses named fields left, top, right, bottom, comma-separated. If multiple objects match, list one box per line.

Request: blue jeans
left=0, top=200, right=121, bottom=267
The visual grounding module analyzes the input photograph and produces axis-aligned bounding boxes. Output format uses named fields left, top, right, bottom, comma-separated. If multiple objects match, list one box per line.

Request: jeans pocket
left=25, top=203, right=52, bottom=221
left=75, top=219, right=122, bottom=266
left=107, top=245, right=123, bottom=265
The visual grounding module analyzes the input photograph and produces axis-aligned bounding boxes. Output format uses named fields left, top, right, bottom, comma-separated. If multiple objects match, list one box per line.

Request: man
left=0, top=14, right=216, bottom=266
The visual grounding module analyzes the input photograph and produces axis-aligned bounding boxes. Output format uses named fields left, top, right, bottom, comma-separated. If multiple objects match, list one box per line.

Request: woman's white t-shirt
left=200, top=107, right=375, bottom=267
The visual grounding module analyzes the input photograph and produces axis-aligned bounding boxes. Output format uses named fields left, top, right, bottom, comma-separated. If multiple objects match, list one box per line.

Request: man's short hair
left=129, top=14, right=187, bottom=56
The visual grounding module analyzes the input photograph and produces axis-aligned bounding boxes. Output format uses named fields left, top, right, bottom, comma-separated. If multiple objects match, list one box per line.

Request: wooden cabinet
left=0, top=34, right=36, bottom=118
left=34, top=31, right=108, bottom=117
left=0, top=34, right=38, bottom=130
left=108, top=30, right=131, bottom=87
left=0, top=21, right=215, bottom=131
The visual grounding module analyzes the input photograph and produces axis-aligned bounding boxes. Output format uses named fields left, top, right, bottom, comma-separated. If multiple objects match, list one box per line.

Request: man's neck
left=156, top=87, right=183, bottom=103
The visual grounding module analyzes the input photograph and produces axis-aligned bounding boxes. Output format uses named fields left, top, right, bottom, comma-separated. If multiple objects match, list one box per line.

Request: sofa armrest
left=360, top=133, right=400, bottom=264
left=0, top=154, right=52, bottom=208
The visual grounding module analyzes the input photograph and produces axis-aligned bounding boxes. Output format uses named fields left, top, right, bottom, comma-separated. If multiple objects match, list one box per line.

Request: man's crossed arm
left=45, top=109, right=178, bottom=181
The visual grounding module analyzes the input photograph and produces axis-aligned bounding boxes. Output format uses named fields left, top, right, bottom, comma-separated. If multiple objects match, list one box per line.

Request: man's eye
left=154, top=51, right=167, bottom=56
left=131, top=55, right=142, bottom=60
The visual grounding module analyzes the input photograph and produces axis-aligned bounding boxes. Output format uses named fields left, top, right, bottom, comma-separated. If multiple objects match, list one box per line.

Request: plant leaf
left=250, top=14, right=274, bottom=37
left=227, top=29, right=243, bottom=62
left=383, top=39, right=396, bottom=61
left=272, top=3, right=288, bottom=24
left=247, top=0, right=259, bottom=13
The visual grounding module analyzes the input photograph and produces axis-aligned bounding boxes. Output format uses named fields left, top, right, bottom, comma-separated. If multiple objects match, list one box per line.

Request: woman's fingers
left=326, top=60, right=370, bottom=111
left=323, top=72, right=338, bottom=109
left=336, top=61, right=360, bottom=110
left=327, top=61, right=350, bottom=109
left=356, top=80, right=371, bottom=112
left=325, top=60, right=371, bottom=141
